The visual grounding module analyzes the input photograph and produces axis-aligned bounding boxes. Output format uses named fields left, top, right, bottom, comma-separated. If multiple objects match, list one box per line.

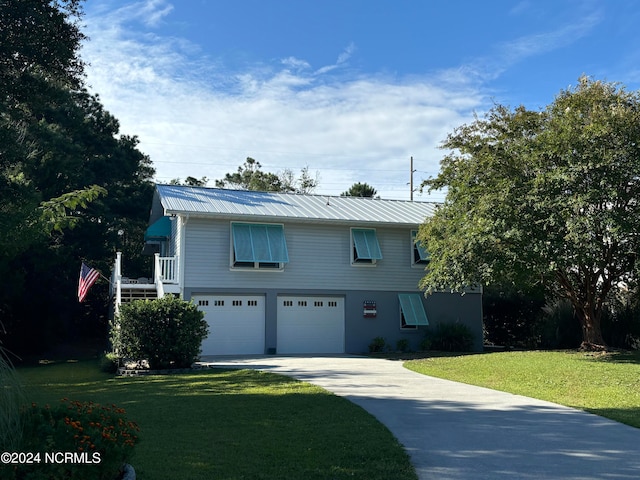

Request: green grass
left=405, top=350, right=640, bottom=428
left=17, top=360, right=417, bottom=480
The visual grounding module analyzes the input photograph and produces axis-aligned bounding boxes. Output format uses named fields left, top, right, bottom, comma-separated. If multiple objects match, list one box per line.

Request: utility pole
left=410, top=156, right=415, bottom=201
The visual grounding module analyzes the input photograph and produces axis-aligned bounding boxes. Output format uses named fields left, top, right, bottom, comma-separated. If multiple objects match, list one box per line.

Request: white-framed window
left=350, top=228, right=383, bottom=266
left=411, top=230, right=430, bottom=266
left=230, top=222, right=289, bottom=270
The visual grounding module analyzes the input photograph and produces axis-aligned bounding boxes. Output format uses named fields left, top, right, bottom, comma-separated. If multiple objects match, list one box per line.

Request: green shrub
left=396, top=338, right=409, bottom=353
left=419, top=336, right=432, bottom=351
left=1, top=399, right=139, bottom=480
left=368, top=336, right=386, bottom=353
left=98, top=352, right=120, bottom=374
left=114, top=296, right=208, bottom=369
left=538, top=299, right=582, bottom=349
left=426, top=322, right=475, bottom=352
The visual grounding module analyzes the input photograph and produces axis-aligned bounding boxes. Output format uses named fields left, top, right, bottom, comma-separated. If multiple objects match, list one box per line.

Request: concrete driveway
left=198, top=355, right=640, bottom=480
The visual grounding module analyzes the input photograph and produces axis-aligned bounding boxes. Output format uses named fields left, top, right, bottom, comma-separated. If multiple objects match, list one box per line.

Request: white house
left=113, top=184, right=483, bottom=355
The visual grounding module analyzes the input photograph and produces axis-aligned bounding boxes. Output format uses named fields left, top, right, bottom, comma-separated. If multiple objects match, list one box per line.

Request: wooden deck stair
left=119, top=285, right=158, bottom=303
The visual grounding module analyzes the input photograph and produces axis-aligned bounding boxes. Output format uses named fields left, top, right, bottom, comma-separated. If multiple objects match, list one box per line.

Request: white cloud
left=460, top=9, right=602, bottom=83
left=81, top=1, right=485, bottom=201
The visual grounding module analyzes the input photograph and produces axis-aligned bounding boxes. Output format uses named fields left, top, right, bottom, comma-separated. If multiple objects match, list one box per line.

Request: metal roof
left=155, top=184, right=437, bottom=226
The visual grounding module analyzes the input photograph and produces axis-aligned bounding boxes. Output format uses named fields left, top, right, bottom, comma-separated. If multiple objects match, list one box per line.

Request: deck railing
left=112, top=252, right=179, bottom=314
left=157, top=255, right=178, bottom=284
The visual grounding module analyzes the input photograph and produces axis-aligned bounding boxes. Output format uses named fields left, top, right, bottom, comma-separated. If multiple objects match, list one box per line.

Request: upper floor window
left=231, top=223, right=289, bottom=270
left=351, top=228, right=382, bottom=266
left=411, top=230, right=430, bottom=266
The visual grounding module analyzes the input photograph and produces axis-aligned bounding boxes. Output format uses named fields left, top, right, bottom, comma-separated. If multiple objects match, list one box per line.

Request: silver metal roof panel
left=156, top=184, right=437, bottom=226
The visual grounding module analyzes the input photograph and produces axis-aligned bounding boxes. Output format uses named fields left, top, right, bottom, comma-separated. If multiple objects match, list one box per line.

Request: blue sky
left=81, top=0, right=640, bottom=200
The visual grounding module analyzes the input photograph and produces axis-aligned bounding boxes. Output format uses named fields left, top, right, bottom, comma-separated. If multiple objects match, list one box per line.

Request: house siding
left=182, top=217, right=427, bottom=292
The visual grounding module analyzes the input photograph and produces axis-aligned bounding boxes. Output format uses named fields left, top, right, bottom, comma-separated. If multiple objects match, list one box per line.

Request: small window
left=214, top=300, right=224, bottom=307
left=248, top=300, right=258, bottom=306
left=198, top=300, right=209, bottom=307
left=351, top=228, right=382, bottom=265
left=314, top=301, right=324, bottom=307
left=411, top=230, right=430, bottom=266
left=232, top=300, right=243, bottom=307
left=283, top=300, right=293, bottom=307
left=298, top=300, right=307, bottom=307
left=328, top=301, right=338, bottom=307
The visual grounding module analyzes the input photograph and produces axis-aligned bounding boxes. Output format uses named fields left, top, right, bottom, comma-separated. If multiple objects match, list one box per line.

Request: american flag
left=78, top=263, right=100, bottom=302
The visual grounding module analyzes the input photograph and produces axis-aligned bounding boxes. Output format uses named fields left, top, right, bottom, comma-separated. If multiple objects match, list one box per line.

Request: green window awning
left=145, top=216, right=171, bottom=240
left=352, top=229, right=383, bottom=260
left=412, top=230, right=430, bottom=262
left=232, top=223, right=289, bottom=263
left=399, top=294, right=429, bottom=326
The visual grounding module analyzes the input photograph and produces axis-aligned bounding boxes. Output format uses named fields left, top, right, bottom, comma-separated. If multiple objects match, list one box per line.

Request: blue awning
left=352, top=229, right=383, bottom=260
left=399, top=294, right=429, bottom=326
left=145, top=216, right=171, bottom=240
left=232, top=223, right=289, bottom=263
left=412, top=230, right=430, bottom=262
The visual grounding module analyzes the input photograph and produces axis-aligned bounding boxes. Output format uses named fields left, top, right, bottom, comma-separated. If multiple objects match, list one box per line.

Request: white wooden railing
left=113, top=252, right=123, bottom=316
left=156, top=255, right=178, bottom=284
left=112, top=252, right=179, bottom=313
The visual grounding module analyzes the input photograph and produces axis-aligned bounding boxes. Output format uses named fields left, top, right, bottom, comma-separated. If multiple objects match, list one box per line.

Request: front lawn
left=405, top=350, right=640, bottom=428
left=17, top=361, right=417, bottom=480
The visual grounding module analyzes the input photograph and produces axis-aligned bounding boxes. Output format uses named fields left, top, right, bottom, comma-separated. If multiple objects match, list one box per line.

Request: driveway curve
left=198, top=355, right=640, bottom=480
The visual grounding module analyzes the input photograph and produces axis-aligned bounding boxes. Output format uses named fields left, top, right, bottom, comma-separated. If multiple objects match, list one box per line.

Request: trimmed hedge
left=113, top=296, right=208, bottom=369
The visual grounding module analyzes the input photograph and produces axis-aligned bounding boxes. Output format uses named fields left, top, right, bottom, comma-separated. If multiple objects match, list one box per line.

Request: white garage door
left=277, top=296, right=345, bottom=354
left=194, top=295, right=265, bottom=355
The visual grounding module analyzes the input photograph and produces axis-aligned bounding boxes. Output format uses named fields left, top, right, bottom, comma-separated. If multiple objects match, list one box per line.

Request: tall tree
left=341, top=182, right=377, bottom=198
left=0, top=0, right=88, bottom=259
left=279, top=165, right=319, bottom=194
left=216, top=158, right=319, bottom=193
left=170, top=176, right=209, bottom=186
left=215, top=157, right=282, bottom=191
left=0, top=1, right=156, bottom=354
left=419, top=77, right=640, bottom=350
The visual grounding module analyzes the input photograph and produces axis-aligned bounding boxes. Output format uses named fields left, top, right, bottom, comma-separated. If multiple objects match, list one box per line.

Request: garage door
left=193, top=295, right=265, bottom=355
left=277, top=296, right=345, bottom=354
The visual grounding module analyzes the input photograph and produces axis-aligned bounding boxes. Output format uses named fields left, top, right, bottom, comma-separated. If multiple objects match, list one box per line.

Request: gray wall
left=179, top=216, right=483, bottom=353
left=183, top=287, right=483, bottom=354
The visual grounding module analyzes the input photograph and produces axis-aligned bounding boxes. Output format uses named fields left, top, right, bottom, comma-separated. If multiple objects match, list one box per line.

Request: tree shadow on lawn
left=19, top=364, right=417, bottom=480
left=593, top=350, right=640, bottom=364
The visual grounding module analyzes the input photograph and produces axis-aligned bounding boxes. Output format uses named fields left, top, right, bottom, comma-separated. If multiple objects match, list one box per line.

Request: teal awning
left=352, top=229, right=383, bottom=260
left=145, top=216, right=171, bottom=240
left=412, top=231, right=430, bottom=262
left=232, top=223, right=289, bottom=263
left=399, top=294, right=429, bottom=326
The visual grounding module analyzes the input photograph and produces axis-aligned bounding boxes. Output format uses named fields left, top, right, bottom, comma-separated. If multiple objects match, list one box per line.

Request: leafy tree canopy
left=0, top=0, right=156, bottom=354
left=419, top=76, right=640, bottom=350
left=215, top=157, right=319, bottom=193
left=170, top=176, right=209, bottom=187
left=341, top=182, right=378, bottom=198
